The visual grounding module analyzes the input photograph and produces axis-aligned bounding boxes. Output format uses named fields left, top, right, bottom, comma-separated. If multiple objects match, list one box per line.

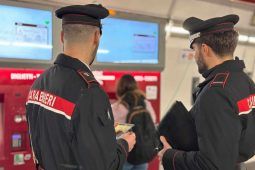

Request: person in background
left=26, top=4, right=136, bottom=170
left=158, top=14, right=255, bottom=170
left=112, top=74, right=156, bottom=170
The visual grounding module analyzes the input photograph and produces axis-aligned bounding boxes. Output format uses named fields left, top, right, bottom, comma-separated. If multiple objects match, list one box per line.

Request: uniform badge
left=210, top=72, right=229, bottom=88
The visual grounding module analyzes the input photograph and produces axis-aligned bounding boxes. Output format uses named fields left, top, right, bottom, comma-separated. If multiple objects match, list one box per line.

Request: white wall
left=161, top=37, right=199, bottom=114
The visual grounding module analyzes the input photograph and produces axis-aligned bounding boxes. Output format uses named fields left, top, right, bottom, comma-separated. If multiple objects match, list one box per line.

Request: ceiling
left=11, top=0, right=255, bottom=32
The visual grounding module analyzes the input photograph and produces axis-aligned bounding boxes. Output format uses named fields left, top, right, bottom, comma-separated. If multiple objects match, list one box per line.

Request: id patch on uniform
left=210, top=73, right=229, bottom=88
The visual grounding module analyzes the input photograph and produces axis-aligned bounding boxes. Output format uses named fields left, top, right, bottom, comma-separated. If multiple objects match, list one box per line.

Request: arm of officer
left=110, top=132, right=136, bottom=170
left=71, top=90, right=134, bottom=170
left=160, top=87, right=241, bottom=170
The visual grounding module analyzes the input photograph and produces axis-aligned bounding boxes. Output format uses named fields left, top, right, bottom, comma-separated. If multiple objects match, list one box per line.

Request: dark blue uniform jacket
left=26, top=54, right=128, bottom=170
left=162, top=58, right=255, bottom=170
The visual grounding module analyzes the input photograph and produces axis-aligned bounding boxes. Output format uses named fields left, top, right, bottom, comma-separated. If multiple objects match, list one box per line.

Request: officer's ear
left=93, top=29, right=100, bottom=45
left=201, top=43, right=210, bottom=57
left=61, top=31, right=64, bottom=44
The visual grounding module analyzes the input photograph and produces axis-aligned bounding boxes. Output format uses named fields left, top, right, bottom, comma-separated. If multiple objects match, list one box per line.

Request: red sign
left=239, top=0, right=255, bottom=4
left=0, top=68, right=43, bottom=85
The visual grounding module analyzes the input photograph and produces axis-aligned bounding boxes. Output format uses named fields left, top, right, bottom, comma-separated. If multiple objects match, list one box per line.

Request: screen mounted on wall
left=97, top=18, right=159, bottom=64
left=0, top=4, right=52, bottom=61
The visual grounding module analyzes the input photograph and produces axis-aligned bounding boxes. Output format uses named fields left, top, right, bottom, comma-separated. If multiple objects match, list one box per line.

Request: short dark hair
left=116, top=74, right=138, bottom=98
left=194, top=30, right=238, bottom=57
left=63, top=24, right=97, bottom=43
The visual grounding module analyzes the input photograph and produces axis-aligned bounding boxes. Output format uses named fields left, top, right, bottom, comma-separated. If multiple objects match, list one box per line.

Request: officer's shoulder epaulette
left=77, top=70, right=99, bottom=88
left=209, top=72, right=230, bottom=88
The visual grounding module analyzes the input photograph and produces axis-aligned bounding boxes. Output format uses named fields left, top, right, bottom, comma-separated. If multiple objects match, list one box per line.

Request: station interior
left=0, top=0, right=255, bottom=169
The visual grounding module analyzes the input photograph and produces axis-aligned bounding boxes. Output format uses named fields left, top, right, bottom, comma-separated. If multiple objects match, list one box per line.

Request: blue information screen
left=97, top=18, right=159, bottom=64
left=0, top=4, right=52, bottom=60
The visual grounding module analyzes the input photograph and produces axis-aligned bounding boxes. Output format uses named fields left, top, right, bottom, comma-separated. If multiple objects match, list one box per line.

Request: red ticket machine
left=0, top=68, right=161, bottom=170
left=0, top=68, right=43, bottom=170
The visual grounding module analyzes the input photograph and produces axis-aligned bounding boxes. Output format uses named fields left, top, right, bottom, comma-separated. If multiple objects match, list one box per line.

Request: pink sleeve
left=111, top=101, right=129, bottom=124
left=145, top=100, right=156, bottom=123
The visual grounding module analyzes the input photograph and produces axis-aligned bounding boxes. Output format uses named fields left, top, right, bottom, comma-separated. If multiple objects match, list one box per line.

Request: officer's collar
left=54, top=53, right=92, bottom=73
left=202, top=57, right=245, bottom=79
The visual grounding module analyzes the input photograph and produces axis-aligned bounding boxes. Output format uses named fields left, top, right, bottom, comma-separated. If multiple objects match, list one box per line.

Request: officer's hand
left=114, top=122, right=118, bottom=127
left=158, top=136, right=172, bottom=161
left=121, top=132, right=136, bottom=152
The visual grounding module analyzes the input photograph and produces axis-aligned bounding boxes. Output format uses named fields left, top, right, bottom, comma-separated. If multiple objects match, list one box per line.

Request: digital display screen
left=97, top=18, right=159, bottom=64
left=12, top=134, right=22, bottom=148
left=0, top=4, right=52, bottom=60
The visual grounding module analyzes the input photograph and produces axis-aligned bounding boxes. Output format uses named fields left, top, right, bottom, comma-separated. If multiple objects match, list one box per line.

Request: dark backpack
left=122, top=92, right=159, bottom=165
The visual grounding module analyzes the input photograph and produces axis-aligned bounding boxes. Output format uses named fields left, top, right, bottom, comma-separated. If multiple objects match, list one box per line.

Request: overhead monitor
left=93, top=13, right=166, bottom=71
left=97, top=18, right=158, bottom=64
left=0, top=1, right=53, bottom=68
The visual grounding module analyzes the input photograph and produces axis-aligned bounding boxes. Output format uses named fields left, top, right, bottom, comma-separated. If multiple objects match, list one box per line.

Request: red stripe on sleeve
left=27, top=89, right=75, bottom=119
left=237, top=94, right=255, bottom=115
